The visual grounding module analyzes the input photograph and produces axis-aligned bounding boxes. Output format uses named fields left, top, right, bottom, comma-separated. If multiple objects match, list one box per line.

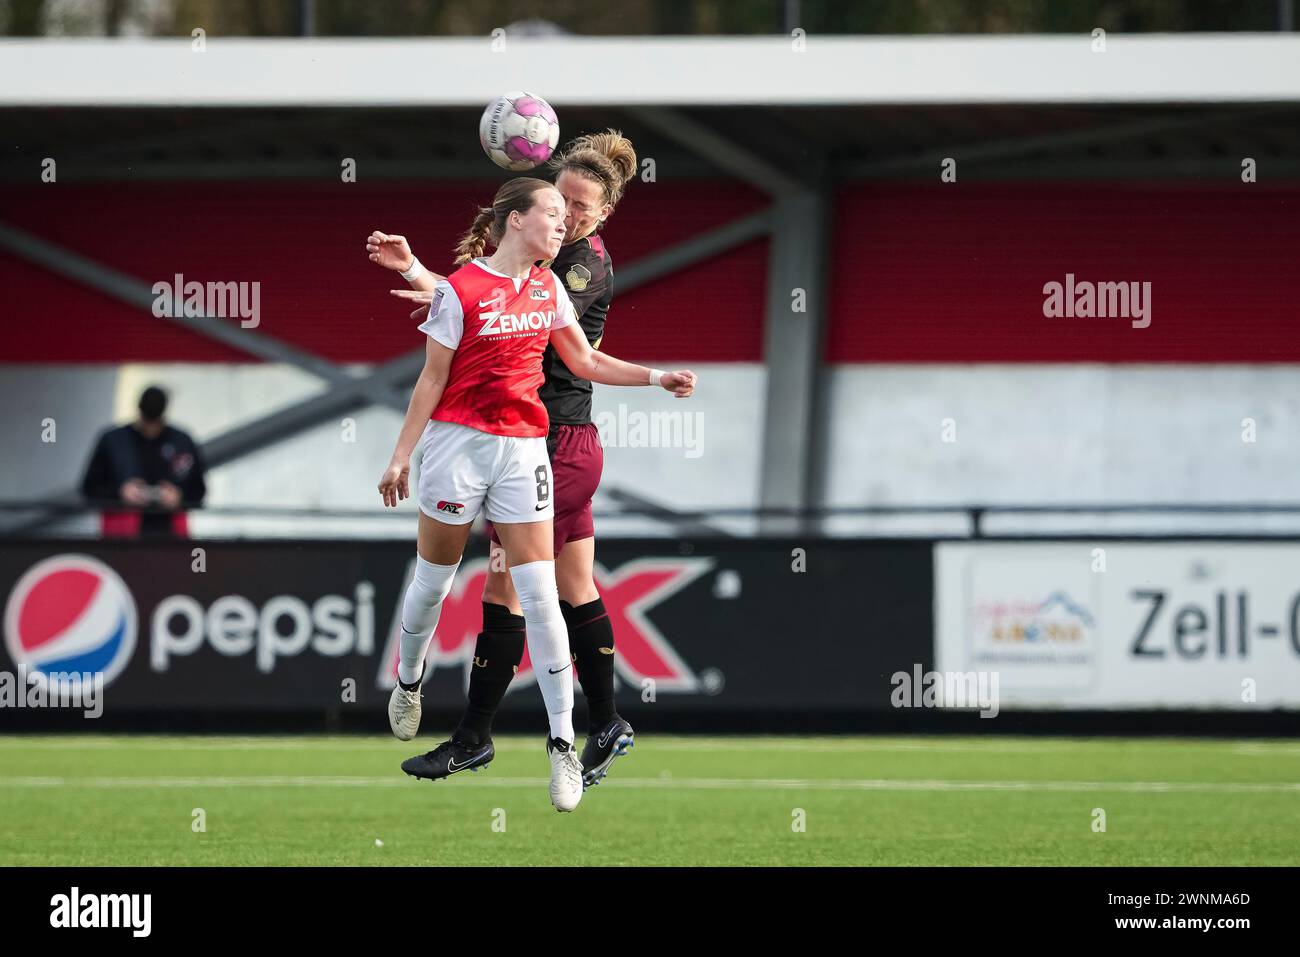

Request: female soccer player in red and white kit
left=377, top=175, right=694, bottom=812
left=370, top=131, right=650, bottom=789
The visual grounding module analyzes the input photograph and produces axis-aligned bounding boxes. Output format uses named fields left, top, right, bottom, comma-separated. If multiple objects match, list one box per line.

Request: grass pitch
left=1, top=734, right=1296, bottom=866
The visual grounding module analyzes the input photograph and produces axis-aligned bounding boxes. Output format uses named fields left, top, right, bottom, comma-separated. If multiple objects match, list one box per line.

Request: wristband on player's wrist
left=400, top=257, right=425, bottom=282
left=648, top=368, right=666, bottom=386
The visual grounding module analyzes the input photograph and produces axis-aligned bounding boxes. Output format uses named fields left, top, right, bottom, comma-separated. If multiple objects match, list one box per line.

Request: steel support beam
left=757, top=187, right=830, bottom=535
left=634, top=106, right=808, bottom=195
left=630, top=104, right=831, bottom=534
left=614, top=210, right=772, bottom=289
left=0, top=220, right=404, bottom=410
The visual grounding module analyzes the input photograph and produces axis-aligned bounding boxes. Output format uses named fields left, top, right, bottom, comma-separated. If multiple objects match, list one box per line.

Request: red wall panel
left=0, top=181, right=767, bottom=364
left=826, top=183, right=1300, bottom=363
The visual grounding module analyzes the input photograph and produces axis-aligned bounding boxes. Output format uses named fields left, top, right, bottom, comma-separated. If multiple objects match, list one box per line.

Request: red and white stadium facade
left=3, top=35, right=1300, bottom=537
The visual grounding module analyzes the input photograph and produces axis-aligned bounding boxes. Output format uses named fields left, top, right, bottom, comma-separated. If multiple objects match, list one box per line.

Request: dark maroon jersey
left=539, top=233, right=614, bottom=425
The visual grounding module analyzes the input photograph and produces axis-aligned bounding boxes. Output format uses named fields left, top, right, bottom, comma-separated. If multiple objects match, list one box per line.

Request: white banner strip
left=3, top=35, right=1300, bottom=106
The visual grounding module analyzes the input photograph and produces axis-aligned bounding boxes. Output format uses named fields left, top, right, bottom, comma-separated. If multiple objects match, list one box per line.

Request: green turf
left=0, top=735, right=1296, bottom=866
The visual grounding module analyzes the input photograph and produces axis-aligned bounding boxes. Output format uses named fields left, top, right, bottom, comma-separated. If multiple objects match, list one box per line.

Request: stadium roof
left=4, top=102, right=1298, bottom=183
left=3, top=34, right=1300, bottom=107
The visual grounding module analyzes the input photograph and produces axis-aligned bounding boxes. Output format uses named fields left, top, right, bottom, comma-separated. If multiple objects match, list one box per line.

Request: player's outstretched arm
left=366, top=230, right=443, bottom=293
left=549, top=323, right=696, bottom=398
left=378, top=336, right=455, bottom=507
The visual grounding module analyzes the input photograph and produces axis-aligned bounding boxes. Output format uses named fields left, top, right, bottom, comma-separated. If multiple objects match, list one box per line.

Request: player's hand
left=390, top=289, right=434, bottom=303
left=658, top=370, right=697, bottom=398
left=119, top=479, right=150, bottom=507
left=378, top=458, right=410, bottom=508
left=367, top=231, right=415, bottom=273
left=155, top=481, right=183, bottom=510
left=386, top=290, right=434, bottom=322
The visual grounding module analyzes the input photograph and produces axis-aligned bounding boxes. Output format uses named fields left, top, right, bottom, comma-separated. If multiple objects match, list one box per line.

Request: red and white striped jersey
left=419, top=258, right=576, bottom=437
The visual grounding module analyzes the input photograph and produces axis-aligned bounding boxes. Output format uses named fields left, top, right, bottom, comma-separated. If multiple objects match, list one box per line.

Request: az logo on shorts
left=436, top=500, right=465, bottom=516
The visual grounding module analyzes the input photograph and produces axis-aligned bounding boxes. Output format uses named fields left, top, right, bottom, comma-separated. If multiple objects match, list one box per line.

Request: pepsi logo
left=4, top=554, right=138, bottom=687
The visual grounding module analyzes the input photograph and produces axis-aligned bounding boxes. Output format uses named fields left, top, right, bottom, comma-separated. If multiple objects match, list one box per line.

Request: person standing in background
left=80, top=385, right=207, bottom=538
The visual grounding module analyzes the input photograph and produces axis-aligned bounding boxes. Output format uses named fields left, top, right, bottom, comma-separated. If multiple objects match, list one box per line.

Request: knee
left=557, top=575, right=600, bottom=606
left=508, top=560, right=559, bottom=612
left=412, top=554, right=458, bottom=605
left=482, top=573, right=516, bottom=609
left=403, top=555, right=458, bottom=633
left=554, top=540, right=598, bottom=605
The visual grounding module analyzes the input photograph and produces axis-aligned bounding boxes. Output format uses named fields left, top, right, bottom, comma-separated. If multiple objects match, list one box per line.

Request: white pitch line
left=0, top=776, right=416, bottom=788
left=599, top=741, right=1076, bottom=754
left=1233, top=745, right=1300, bottom=757
left=608, top=740, right=1297, bottom=755
left=0, top=739, right=390, bottom=752
left=0, top=739, right=1067, bottom=753
left=0, top=775, right=1295, bottom=793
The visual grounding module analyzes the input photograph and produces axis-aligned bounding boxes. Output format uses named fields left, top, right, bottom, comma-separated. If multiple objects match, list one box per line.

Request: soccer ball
left=479, top=91, right=560, bottom=171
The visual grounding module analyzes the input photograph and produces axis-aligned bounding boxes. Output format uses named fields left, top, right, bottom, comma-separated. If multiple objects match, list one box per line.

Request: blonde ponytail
left=549, top=128, right=638, bottom=212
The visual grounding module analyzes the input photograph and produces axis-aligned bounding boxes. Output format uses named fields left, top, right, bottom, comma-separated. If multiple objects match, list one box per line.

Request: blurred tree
left=7, top=0, right=47, bottom=35
left=0, top=0, right=1289, bottom=35
left=800, top=0, right=1282, bottom=33
left=104, top=0, right=124, bottom=35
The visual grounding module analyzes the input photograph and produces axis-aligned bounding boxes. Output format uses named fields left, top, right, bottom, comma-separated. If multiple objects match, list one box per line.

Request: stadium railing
left=8, top=499, right=1300, bottom=539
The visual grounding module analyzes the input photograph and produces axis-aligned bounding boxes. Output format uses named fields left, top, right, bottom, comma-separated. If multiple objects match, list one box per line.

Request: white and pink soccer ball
left=479, top=91, right=560, bottom=171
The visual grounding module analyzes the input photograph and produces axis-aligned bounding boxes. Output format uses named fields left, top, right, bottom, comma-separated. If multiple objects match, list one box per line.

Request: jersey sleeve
left=416, top=280, right=464, bottom=349
left=557, top=242, right=610, bottom=319
left=551, top=280, right=576, bottom=331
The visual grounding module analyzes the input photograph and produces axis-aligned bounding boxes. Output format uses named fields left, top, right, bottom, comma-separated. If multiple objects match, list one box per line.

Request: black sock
left=455, top=602, right=525, bottom=742
left=562, top=597, right=618, bottom=732
left=397, top=661, right=424, bottom=692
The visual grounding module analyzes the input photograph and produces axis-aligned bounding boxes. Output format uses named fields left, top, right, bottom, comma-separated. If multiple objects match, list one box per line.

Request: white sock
left=398, top=555, right=460, bottom=686
left=509, top=559, right=574, bottom=743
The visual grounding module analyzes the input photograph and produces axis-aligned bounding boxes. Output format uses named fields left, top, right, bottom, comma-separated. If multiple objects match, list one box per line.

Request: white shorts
left=417, top=420, right=553, bottom=525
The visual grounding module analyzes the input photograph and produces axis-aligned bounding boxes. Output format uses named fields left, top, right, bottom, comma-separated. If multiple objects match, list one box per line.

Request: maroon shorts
left=487, top=422, right=603, bottom=557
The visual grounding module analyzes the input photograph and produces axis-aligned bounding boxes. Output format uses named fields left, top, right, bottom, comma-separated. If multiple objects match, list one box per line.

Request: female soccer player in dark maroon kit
left=368, top=131, right=655, bottom=788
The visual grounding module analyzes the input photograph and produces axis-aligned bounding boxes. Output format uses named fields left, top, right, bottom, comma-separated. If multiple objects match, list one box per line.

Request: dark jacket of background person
left=80, top=394, right=207, bottom=537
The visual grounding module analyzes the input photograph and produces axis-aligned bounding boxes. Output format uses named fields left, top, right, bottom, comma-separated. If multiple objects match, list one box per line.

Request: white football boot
left=546, top=737, right=584, bottom=813
left=387, top=669, right=423, bottom=741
